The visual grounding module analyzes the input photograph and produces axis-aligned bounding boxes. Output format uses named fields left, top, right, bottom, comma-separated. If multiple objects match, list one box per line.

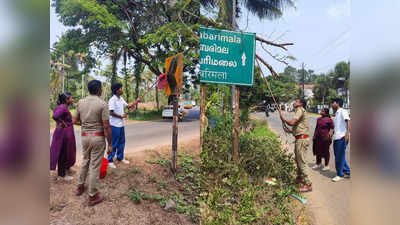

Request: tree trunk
left=135, top=77, right=140, bottom=100
left=123, top=52, right=129, bottom=102
left=111, top=61, right=117, bottom=85
left=111, top=51, right=118, bottom=85
left=156, top=86, right=159, bottom=110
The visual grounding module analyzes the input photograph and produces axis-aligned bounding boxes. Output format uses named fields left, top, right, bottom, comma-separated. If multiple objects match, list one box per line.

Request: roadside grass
left=201, top=114, right=301, bottom=225
left=251, top=121, right=278, bottom=139
left=133, top=152, right=200, bottom=223
left=128, top=109, right=162, bottom=121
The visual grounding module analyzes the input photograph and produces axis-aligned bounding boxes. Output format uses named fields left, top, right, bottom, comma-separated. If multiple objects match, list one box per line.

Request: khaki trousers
left=294, top=138, right=311, bottom=184
left=77, top=136, right=105, bottom=196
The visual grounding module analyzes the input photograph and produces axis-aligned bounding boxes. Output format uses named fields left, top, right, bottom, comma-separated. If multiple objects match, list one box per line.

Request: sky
left=50, top=6, right=67, bottom=48
left=236, top=0, right=350, bottom=74
left=49, top=0, right=399, bottom=76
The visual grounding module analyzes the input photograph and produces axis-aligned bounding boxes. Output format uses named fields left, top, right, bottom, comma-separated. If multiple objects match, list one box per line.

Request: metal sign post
left=171, top=94, right=178, bottom=173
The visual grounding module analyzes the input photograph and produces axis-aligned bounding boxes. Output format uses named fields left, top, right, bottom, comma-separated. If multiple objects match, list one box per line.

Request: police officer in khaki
left=280, top=98, right=312, bottom=192
left=73, top=80, right=113, bottom=206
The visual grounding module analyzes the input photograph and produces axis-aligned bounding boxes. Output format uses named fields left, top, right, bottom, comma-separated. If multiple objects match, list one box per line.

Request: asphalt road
left=253, top=111, right=350, bottom=225
left=51, top=107, right=200, bottom=154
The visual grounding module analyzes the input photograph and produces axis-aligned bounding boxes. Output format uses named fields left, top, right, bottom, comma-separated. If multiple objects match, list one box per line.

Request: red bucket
left=99, top=157, right=109, bottom=179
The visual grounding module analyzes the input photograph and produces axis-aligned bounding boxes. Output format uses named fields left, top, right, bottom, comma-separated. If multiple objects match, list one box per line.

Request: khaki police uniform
left=75, top=95, right=109, bottom=197
left=292, top=107, right=310, bottom=184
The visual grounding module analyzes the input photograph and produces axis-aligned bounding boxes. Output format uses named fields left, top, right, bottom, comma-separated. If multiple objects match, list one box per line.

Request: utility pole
left=302, top=63, right=305, bottom=98
left=62, top=54, right=65, bottom=93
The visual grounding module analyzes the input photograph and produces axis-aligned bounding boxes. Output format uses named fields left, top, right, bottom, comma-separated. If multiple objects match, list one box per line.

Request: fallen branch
left=256, top=36, right=293, bottom=51
left=255, top=54, right=279, bottom=78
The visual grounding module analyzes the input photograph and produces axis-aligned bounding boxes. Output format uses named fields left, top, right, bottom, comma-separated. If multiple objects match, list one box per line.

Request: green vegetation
left=128, top=188, right=165, bottom=204
left=201, top=99, right=298, bottom=224
left=128, top=109, right=162, bottom=121
left=137, top=153, right=200, bottom=223
left=50, top=0, right=200, bottom=110
left=252, top=124, right=277, bottom=139
left=130, top=167, right=142, bottom=174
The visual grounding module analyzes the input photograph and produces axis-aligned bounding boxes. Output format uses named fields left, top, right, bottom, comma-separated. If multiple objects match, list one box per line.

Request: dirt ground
left=49, top=138, right=200, bottom=225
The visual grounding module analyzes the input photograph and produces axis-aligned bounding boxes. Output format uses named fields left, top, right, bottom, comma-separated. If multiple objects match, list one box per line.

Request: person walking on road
left=331, top=98, right=351, bottom=182
left=50, top=92, right=76, bottom=181
left=280, top=98, right=312, bottom=192
left=312, top=108, right=334, bottom=171
left=107, top=83, right=138, bottom=169
left=264, top=101, right=269, bottom=118
left=73, top=80, right=113, bottom=206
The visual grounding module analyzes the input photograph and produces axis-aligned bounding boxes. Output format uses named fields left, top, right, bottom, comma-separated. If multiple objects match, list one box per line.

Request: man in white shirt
left=331, top=98, right=351, bottom=182
left=107, top=83, right=137, bottom=168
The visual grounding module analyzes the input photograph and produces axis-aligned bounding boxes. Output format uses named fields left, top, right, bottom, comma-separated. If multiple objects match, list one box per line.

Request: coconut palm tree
left=201, top=0, right=295, bottom=26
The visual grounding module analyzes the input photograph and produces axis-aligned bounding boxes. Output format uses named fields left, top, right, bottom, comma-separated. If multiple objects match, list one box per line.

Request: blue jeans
left=107, top=126, right=125, bottom=163
left=333, top=137, right=351, bottom=177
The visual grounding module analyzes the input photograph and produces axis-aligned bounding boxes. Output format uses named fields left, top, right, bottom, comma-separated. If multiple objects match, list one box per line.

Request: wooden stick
left=256, top=54, right=279, bottom=78
left=256, top=58, right=281, bottom=115
left=128, top=75, right=165, bottom=112
left=256, top=59, right=288, bottom=131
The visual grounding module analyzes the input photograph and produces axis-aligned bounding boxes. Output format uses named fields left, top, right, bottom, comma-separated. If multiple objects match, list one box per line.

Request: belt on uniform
left=82, top=131, right=104, bottom=137
left=295, top=134, right=309, bottom=139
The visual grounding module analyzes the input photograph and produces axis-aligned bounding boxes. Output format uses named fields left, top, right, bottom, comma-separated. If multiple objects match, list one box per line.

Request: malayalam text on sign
left=200, top=27, right=255, bottom=86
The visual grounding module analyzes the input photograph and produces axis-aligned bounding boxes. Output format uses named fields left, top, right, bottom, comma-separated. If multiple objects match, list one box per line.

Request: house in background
left=296, top=84, right=314, bottom=99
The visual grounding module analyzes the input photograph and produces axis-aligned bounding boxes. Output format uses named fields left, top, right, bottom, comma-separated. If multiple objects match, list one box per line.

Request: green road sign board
left=200, top=27, right=256, bottom=86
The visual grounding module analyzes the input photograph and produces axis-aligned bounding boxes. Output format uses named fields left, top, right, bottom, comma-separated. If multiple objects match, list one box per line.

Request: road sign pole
left=233, top=86, right=239, bottom=162
left=231, top=0, right=236, bottom=113
left=200, top=84, right=206, bottom=152
left=171, top=94, right=178, bottom=174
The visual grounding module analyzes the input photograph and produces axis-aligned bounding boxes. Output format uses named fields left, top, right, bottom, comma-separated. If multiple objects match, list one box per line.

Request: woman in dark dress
left=50, top=93, right=76, bottom=180
left=312, top=108, right=334, bottom=171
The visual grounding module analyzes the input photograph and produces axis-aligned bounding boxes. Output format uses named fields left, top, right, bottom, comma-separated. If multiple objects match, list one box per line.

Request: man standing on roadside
left=107, top=83, right=138, bottom=169
left=264, top=101, right=269, bottom=118
left=73, top=80, right=113, bottom=206
left=331, top=98, right=351, bottom=182
left=280, top=98, right=312, bottom=192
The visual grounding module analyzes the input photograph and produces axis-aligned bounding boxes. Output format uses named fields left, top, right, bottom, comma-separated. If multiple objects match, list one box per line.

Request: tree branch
left=256, top=36, right=293, bottom=51
left=261, top=43, right=289, bottom=65
left=256, top=54, right=279, bottom=78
